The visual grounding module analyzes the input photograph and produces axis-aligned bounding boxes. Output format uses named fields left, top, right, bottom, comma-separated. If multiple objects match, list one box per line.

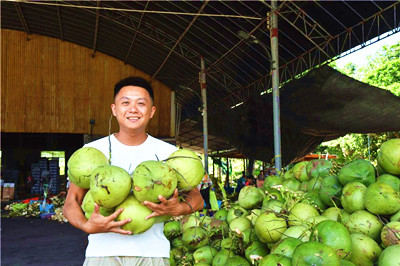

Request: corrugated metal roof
left=2, top=1, right=399, bottom=158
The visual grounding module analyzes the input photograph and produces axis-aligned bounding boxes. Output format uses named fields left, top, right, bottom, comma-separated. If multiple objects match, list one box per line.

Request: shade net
left=206, top=65, right=400, bottom=165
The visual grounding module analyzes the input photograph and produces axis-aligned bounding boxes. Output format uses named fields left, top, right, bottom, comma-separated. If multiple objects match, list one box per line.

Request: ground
left=1, top=216, right=87, bottom=266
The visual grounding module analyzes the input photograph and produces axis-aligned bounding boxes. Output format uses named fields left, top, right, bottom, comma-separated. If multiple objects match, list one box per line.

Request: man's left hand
left=143, top=189, right=181, bottom=219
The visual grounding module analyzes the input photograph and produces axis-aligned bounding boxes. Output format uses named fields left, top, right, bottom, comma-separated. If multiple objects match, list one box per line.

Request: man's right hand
left=63, top=183, right=133, bottom=235
left=83, top=204, right=133, bottom=235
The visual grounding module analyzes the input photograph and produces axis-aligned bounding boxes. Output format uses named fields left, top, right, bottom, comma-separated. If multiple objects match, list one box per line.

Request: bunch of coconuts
left=67, top=147, right=205, bottom=234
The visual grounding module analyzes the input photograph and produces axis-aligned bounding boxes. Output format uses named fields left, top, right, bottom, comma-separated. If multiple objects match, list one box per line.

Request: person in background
left=63, top=77, right=204, bottom=266
left=257, top=170, right=265, bottom=188
left=235, top=171, right=246, bottom=193
left=245, top=175, right=256, bottom=186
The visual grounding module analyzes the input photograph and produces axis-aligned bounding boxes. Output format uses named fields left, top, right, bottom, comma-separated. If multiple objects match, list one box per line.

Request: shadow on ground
left=1, top=217, right=87, bottom=266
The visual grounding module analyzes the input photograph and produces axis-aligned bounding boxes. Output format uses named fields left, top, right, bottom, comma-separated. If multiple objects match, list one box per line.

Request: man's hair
left=114, top=76, right=154, bottom=102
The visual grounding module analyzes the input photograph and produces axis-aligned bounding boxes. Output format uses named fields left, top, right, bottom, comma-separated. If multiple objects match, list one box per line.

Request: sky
left=335, top=30, right=400, bottom=68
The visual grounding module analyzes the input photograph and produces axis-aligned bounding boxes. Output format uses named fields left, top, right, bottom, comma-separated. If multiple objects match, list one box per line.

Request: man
left=63, top=77, right=204, bottom=265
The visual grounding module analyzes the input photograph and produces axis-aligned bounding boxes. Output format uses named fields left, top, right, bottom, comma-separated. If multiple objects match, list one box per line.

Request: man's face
left=111, top=85, right=156, bottom=133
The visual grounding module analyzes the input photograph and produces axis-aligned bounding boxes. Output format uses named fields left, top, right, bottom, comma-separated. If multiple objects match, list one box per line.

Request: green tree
left=361, top=42, right=400, bottom=96
left=320, top=41, right=400, bottom=163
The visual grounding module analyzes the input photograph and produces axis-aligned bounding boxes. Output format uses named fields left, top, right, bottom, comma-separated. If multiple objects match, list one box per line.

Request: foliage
left=360, top=42, right=400, bottom=96
left=332, top=41, right=400, bottom=96
left=315, top=132, right=400, bottom=165
left=321, top=41, right=400, bottom=163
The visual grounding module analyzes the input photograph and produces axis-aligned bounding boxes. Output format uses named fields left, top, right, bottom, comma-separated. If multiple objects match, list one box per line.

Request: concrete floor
left=1, top=217, right=87, bottom=266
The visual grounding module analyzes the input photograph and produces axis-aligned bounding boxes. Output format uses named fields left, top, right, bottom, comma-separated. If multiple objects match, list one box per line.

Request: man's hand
left=143, top=187, right=204, bottom=219
left=143, top=189, right=182, bottom=219
left=83, top=203, right=132, bottom=235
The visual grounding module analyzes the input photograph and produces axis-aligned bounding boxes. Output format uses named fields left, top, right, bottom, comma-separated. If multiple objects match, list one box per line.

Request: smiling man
left=63, top=77, right=204, bottom=266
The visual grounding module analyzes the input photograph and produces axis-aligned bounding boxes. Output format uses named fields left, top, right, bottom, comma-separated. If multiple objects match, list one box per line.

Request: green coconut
left=340, top=182, right=367, bottom=213
left=259, top=254, right=292, bottom=266
left=67, top=147, right=108, bottom=189
left=81, top=190, right=114, bottom=219
left=180, top=214, right=200, bottom=233
left=319, top=175, right=343, bottom=207
left=229, top=217, right=252, bottom=233
left=292, top=161, right=310, bottom=181
left=310, top=220, right=352, bottom=259
left=377, top=174, right=400, bottom=191
left=380, top=221, right=400, bottom=247
left=307, top=177, right=323, bottom=192
left=283, top=168, right=294, bottom=180
left=214, top=209, right=228, bottom=221
left=193, top=245, right=217, bottom=264
left=132, top=160, right=178, bottom=203
left=254, top=212, right=287, bottom=243
left=163, top=220, right=181, bottom=240
left=391, top=210, right=400, bottom=222
left=238, top=186, right=264, bottom=210
left=303, top=191, right=327, bottom=211
left=270, top=237, right=302, bottom=258
left=262, top=198, right=284, bottom=213
left=306, top=215, right=330, bottom=225
left=378, top=244, right=400, bottom=266
left=338, top=159, right=376, bottom=187
left=212, top=249, right=235, bottom=266
left=348, top=233, right=382, bottom=266
left=306, top=159, right=333, bottom=179
left=346, top=210, right=383, bottom=241
left=246, top=208, right=263, bottom=225
left=226, top=255, right=251, bottom=266
left=165, top=149, right=205, bottom=190
left=263, top=175, right=282, bottom=189
left=182, top=226, right=209, bottom=251
left=321, top=207, right=341, bottom=221
left=89, top=165, right=132, bottom=208
left=209, top=219, right=229, bottom=238
left=288, top=202, right=319, bottom=226
left=116, top=193, right=155, bottom=234
left=245, top=241, right=269, bottom=262
left=226, top=205, right=249, bottom=224
left=171, top=237, right=183, bottom=249
left=281, top=225, right=311, bottom=242
left=364, top=182, right=400, bottom=215
left=282, top=177, right=302, bottom=192
left=292, top=241, right=341, bottom=266
left=377, top=138, right=400, bottom=175
left=220, top=237, right=239, bottom=251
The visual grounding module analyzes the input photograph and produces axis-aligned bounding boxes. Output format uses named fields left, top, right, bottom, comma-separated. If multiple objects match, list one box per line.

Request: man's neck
left=114, top=131, right=148, bottom=146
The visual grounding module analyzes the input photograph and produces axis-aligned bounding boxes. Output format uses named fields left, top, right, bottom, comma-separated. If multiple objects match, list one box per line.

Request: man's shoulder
left=147, top=135, right=177, bottom=150
left=84, top=136, right=110, bottom=148
left=146, top=135, right=177, bottom=160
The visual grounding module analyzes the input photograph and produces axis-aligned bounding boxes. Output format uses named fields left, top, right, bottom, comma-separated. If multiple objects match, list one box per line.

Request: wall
left=1, top=29, right=173, bottom=138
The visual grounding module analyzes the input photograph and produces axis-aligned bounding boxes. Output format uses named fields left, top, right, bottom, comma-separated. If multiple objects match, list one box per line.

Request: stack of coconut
left=165, top=138, right=400, bottom=266
left=67, top=147, right=205, bottom=234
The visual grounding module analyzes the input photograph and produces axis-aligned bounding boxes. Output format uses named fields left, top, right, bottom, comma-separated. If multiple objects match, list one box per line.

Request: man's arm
left=63, top=183, right=132, bottom=235
left=143, top=187, right=204, bottom=219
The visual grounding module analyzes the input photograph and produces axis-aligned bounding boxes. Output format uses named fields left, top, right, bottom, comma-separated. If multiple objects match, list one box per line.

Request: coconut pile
left=68, top=147, right=205, bottom=234
left=165, top=138, right=400, bottom=266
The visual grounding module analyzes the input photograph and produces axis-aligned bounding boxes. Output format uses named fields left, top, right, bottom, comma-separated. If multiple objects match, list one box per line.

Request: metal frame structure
left=2, top=0, right=399, bottom=158
left=208, top=1, right=400, bottom=114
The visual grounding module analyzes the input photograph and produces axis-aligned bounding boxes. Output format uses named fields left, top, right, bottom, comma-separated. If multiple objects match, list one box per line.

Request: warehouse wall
left=1, top=29, right=173, bottom=138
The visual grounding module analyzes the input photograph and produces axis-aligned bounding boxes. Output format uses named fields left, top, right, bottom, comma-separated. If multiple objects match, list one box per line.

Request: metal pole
left=200, top=56, right=209, bottom=174
left=270, top=0, right=282, bottom=173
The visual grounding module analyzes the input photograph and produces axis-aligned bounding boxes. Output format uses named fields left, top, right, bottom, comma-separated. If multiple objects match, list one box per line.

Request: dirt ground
left=1, top=216, right=88, bottom=266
